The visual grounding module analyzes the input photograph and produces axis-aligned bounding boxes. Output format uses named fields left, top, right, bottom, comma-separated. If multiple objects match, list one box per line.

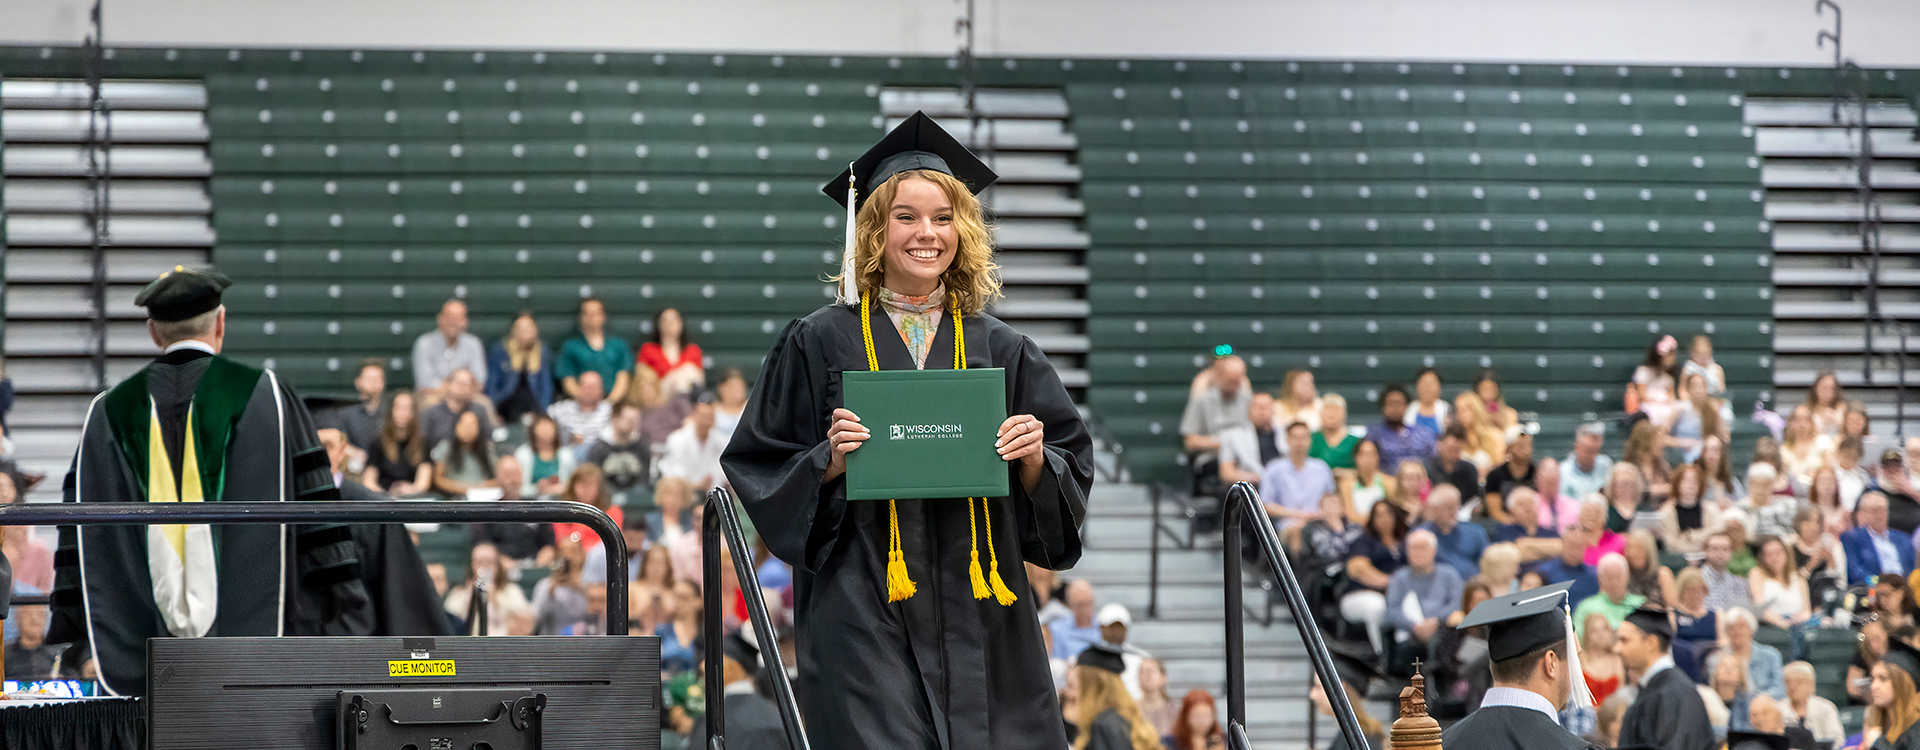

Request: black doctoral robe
left=1618, top=666, right=1716, bottom=750
left=721, top=302, right=1092, bottom=750
left=1440, top=705, right=1598, bottom=750
left=45, top=348, right=373, bottom=696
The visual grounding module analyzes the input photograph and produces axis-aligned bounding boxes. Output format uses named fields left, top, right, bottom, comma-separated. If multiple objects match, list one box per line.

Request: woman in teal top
left=1309, top=393, right=1360, bottom=470
left=555, top=297, right=633, bottom=404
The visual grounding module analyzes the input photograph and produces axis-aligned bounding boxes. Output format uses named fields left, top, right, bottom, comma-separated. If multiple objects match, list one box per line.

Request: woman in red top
left=1580, top=611, right=1625, bottom=706
left=552, top=463, right=624, bottom=550
left=636, top=307, right=704, bottom=396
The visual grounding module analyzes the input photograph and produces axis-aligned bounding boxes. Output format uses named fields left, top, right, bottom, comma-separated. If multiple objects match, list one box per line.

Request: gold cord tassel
left=886, top=498, right=916, bottom=601
left=967, top=497, right=991, bottom=600
left=981, top=497, right=1018, bottom=605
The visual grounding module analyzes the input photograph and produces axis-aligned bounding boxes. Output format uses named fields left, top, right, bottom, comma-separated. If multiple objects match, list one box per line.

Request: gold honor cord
left=860, top=291, right=1016, bottom=605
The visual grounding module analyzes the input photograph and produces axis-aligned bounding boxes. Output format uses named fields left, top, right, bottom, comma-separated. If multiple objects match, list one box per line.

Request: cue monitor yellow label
left=388, top=660, right=456, bottom=677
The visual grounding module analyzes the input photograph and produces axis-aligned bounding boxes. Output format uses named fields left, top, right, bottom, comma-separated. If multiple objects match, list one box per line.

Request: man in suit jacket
left=1841, top=492, right=1915, bottom=587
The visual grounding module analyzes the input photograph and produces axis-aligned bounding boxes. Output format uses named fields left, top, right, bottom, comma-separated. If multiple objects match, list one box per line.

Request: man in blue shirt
left=1416, top=485, right=1489, bottom=580
left=1531, top=524, right=1599, bottom=605
left=1365, top=384, right=1436, bottom=479
left=1560, top=422, right=1613, bottom=502
left=1047, top=579, right=1102, bottom=662
left=1259, top=422, right=1336, bottom=532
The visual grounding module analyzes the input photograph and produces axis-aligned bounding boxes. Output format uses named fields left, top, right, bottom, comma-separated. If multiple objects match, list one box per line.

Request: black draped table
left=0, top=698, right=143, bottom=750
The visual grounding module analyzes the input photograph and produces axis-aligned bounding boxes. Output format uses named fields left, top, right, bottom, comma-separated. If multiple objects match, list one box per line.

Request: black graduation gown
left=1618, top=666, right=1717, bottom=750
left=685, top=691, right=789, bottom=750
left=1440, top=705, right=1598, bottom=750
left=1873, top=721, right=1920, bottom=750
left=45, top=349, right=369, bottom=696
left=333, top=479, right=456, bottom=637
left=721, top=302, right=1093, bottom=750
left=1085, top=708, right=1135, bottom=750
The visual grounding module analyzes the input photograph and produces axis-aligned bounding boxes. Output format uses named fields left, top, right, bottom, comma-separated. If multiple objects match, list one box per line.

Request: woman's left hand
left=996, top=414, right=1046, bottom=468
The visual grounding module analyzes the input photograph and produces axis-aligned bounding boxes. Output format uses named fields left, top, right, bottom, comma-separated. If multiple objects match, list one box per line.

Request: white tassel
left=1564, top=603, right=1595, bottom=709
left=839, top=162, right=858, bottom=304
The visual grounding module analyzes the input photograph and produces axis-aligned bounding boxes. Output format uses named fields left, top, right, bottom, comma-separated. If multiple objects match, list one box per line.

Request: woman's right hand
left=822, top=408, right=870, bottom=484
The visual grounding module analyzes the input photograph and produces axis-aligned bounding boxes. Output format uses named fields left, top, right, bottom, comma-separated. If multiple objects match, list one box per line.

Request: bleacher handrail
left=702, top=487, right=810, bottom=750
left=0, top=499, right=629, bottom=634
left=1221, top=480, right=1369, bottom=750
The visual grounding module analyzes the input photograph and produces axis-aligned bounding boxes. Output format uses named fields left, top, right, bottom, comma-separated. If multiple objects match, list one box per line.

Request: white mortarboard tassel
left=839, top=162, right=858, bottom=304
left=1562, top=591, right=1595, bottom=709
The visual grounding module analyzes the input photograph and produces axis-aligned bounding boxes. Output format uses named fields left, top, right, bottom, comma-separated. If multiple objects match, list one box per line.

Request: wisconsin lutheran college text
left=889, top=423, right=964, bottom=440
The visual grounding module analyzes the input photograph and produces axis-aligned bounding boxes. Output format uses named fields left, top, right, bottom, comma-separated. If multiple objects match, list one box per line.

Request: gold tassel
left=886, top=498, right=916, bottom=602
left=967, top=498, right=991, bottom=600
left=981, top=497, right=1018, bottom=605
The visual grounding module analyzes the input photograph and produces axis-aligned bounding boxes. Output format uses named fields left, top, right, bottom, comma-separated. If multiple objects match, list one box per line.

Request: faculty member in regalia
left=46, top=265, right=369, bottom=696
left=1440, top=581, right=1603, bottom=750
left=720, top=112, right=1093, bottom=750
left=1614, top=606, right=1716, bottom=750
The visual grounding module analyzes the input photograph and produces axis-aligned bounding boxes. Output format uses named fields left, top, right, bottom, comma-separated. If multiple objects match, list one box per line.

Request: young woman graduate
left=720, top=112, right=1094, bottom=750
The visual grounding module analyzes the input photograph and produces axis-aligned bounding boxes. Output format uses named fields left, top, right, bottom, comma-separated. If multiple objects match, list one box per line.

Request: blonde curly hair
left=835, top=170, right=1001, bottom=315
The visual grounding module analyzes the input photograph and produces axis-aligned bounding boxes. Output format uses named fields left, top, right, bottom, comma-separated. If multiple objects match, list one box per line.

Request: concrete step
left=2, top=80, right=208, bottom=111
left=1, top=109, right=210, bottom=144
left=1744, top=99, right=1917, bottom=128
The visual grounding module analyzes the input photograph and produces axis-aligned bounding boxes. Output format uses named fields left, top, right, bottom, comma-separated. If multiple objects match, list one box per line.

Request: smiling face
left=879, top=176, right=958, bottom=296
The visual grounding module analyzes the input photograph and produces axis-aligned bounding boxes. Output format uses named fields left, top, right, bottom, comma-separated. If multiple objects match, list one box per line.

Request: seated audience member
left=1683, top=334, right=1728, bottom=395
left=532, top=538, right=591, bottom=635
left=1339, top=438, right=1392, bottom=522
left=1704, top=531, right=1755, bottom=611
left=1274, top=369, right=1322, bottom=434
left=1673, top=567, right=1721, bottom=656
left=1697, top=434, right=1744, bottom=506
left=1173, top=688, right=1229, bottom=750
left=442, top=542, right=531, bottom=635
left=469, top=455, right=555, bottom=563
left=1780, top=404, right=1833, bottom=490
left=1702, top=652, right=1751, bottom=737
left=1476, top=542, right=1521, bottom=594
left=1259, top=421, right=1335, bottom=531
left=1808, top=372, right=1847, bottom=438
left=1561, top=422, right=1614, bottom=503
left=1415, top=485, right=1488, bottom=580
left=1781, top=660, right=1843, bottom=746
left=1342, top=501, right=1410, bottom=654
left=1483, top=432, right=1537, bottom=525
left=1066, top=643, right=1163, bottom=750
left=1623, top=529, right=1676, bottom=606
left=1452, top=390, right=1504, bottom=476
left=1309, top=393, right=1359, bottom=471
left=1409, top=368, right=1449, bottom=437
left=1848, top=619, right=1888, bottom=705
left=1299, top=492, right=1361, bottom=575
left=1217, top=392, right=1280, bottom=487
left=1600, top=463, right=1649, bottom=535
left=549, top=370, right=613, bottom=449
left=420, top=367, right=495, bottom=449
left=1366, top=384, right=1436, bottom=483
left=1428, top=579, right=1492, bottom=708
left=655, top=579, right=702, bottom=675
left=1493, top=486, right=1559, bottom=558
left=1385, top=529, right=1463, bottom=672
left=552, top=464, right=622, bottom=550
left=1579, top=497, right=1626, bottom=565
left=1392, top=458, right=1430, bottom=510
left=1738, top=463, right=1796, bottom=541
left=326, top=358, right=388, bottom=453
left=585, top=401, right=650, bottom=498
left=660, top=396, right=726, bottom=493
left=1572, top=553, right=1645, bottom=637
left=4, top=604, right=58, bottom=680
left=1532, top=457, right=1582, bottom=532
left=1425, top=425, right=1482, bottom=506
left=1807, top=465, right=1848, bottom=537
left=1724, top=517, right=1760, bottom=576
left=1472, top=368, right=1518, bottom=431
left=1790, top=505, right=1845, bottom=610
left=1661, top=464, right=1723, bottom=555
left=1178, top=355, right=1252, bottom=475
left=1873, top=575, right=1917, bottom=632
left=363, top=391, right=431, bottom=495
left=1136, top=658, right=1176, bottom=741
left=710, top=368, right=748, bottom=445
left=1843, top=491, right=1915, bottom=587
left=412, top=298, right=487, bottom=398
left=1724, top=606, right=1787, bottom=701
left=1668, top=371, right=1723, bottom=464
left=431, top=410, right=497, bottom=497
left=582, top=513, right=652, bottom=585
left=1877, top=444, right=1920, bottom=536
left=628, top=367, right=691, bottom=452
left=513, top=414, right=576, bottom=498
left=1580, top=612, right=1627, bottom=707
left=637, top=307, right=705, bottom=397
left=1096, top=603, right=1150, bottom=697
left=1532, top=521, right=1600, bottom=605
left=484, top=311, right=555, bottom=425
left=1835, top=436, right=1871, bottom=511
left=1026, top=563, right=1071, bottom=628
left=1627, top=335, right=1680, bottom=426
left=556, top=297, right=633, bottom=404
left=1, top=474, right=53, bottom=592
left=1048, top=580, right=1101, bottom=662
left=1621, top=420, right=1672, bottom=503
left=1748, top=535, right=1812, bottom=632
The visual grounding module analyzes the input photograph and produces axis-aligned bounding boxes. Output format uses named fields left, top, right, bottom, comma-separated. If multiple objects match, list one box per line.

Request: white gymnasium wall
left=4, top=0, right=1920, bottom=68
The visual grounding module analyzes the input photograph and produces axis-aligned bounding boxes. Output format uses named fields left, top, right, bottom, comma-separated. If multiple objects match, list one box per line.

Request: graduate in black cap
left=1860, top=636, right=1920, bottom=749
left=1439, top=581, right=1603, bottom=750
left=1069, top=643, right=1161, bottom=750
left=721, top=112, right=1092, bottom=750
left=685, top=629, right=787, bottom=750
left=1614, top=606, right=1716, bottom=750
left=44, top=265, right=374, bottom=696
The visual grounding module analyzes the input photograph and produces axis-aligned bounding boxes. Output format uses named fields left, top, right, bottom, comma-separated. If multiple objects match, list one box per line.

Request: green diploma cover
left=843, top=368, right=1009, bottom=500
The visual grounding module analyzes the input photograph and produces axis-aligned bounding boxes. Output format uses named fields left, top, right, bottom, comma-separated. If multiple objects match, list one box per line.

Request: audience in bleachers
left=413, top=299, right=488, bottom=399
left=1785, top=660, right=1846, bottom=745
left=1561, top=422, right=1613, bottom=502
left=1049, top=579, right=1102, bottom=662
left=1309, top=394, right=1358, bottom=472
left=1408, top=368, right=1448, bottom=438
left=556, top=297, right=633, bottom=404
left=513, top=414, right=576, bottom=498
left=585, top=402, right=651, bottom=499
left=363, top=390, right=431, bottom=496
left=1259, top=422, right=1334, bottom=532
left=1274, top=370, right=1322, bottom=435
left=1216, top=392, right=1278, bottom=489
left=1365, top=385, right=1434, bottom=481
left=1338, top=438, right=1390, bottom=522
left=659, top=397, right=727, bottom=494
left=431, top=410, right=498, bottom=498
left=637, top=307, right=704, bottom=397
left=329, top=358, right=389, bottom=453
left=1178, top=355, right=1252, bottom=478
left=710, top=369, right=748, bottom=446
left=1384, top=529, right=1461, bottom=674
left=1627, top=335, right=1681, bottom=427
left=420, top=367, right=495, bottom=449
left=1704, top=651, right=1753, bottom=736
left=1843, top=492, right=1913, bottom=587
left=486, top=311, right=556, bottom=425
left=550, top=370, right=613, bottom=449
left=1415, top=486, right=1486, bottom=580
left=1572, top=554, right=1643, bottom=636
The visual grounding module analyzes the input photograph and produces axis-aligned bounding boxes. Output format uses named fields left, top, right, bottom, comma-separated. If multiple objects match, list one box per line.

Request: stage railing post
left=702, top=500, right=726, bottom=748
left=703, top=488, right=811, bottom=750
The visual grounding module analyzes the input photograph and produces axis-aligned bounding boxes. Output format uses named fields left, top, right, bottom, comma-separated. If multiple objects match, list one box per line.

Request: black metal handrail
left=0, top=500, right=629, bottom=634
left=1222, top=481, right=1367, bottom=749
left=702, top=487, right=810, bottom=750
left=1145, top=482, right=1198, bottom=619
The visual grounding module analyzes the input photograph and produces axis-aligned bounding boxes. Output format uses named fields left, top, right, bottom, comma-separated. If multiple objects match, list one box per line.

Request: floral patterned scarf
left=877, top=284, right=945, bottom=370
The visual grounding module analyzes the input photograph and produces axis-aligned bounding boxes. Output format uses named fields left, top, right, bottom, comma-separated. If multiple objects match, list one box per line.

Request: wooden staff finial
left=1390, top=659, right=1444, bottom=749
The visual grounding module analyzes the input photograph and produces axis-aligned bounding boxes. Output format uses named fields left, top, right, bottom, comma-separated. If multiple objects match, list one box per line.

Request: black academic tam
left=721, top=302, right=1092, bottom=750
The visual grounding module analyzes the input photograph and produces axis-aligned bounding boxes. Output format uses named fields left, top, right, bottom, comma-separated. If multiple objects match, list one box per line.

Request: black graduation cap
left=135, top=264, right=232, bottom=322
left=1620, top=606, right=1675, bottom=643
left=1076, top=643, right=1127, bottom=676
left=722, top=629, right=761, bottom=677
left=1724, top=730, right=1790, bottom=750
left=821, top=111, right=998, bottom=211
left=1456, top=580, right=1576, bottom=662
left=1882, top=632, right=1920, bottom=682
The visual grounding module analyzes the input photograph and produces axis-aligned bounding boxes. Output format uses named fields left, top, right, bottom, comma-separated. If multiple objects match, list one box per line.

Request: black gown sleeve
left=1086, top=709, right=1136, bottom=750
left=0, top=545, right=11, bottom=616
left=1006, top=336, right=1092, bottom=571
left=721, top=318, right=845, bottom=572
